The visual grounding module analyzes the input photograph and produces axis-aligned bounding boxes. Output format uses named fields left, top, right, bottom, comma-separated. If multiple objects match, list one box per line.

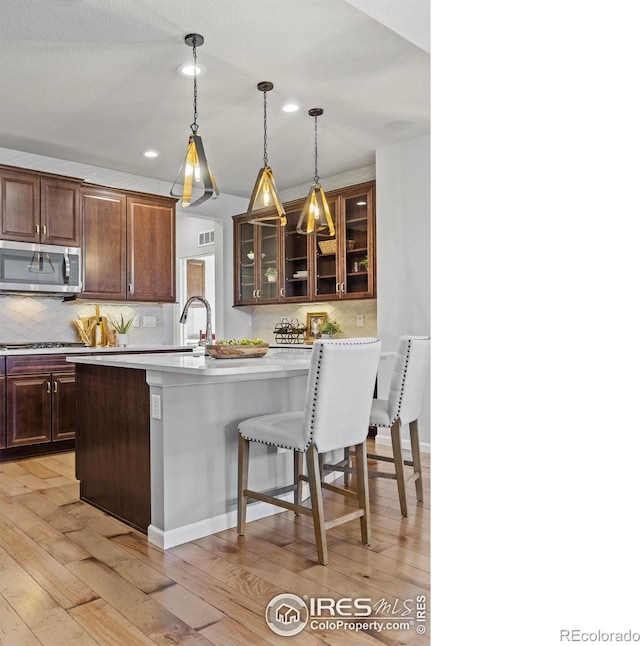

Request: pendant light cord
left=191, top=37, right=199, bottom=135
left=313, top=115, right=319, bottom=183
left=263, top=89, right=269, bottom=167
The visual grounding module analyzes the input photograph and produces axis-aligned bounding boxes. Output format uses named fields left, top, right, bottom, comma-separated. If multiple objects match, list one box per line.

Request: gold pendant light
left=296, top=108, right=334, bottom=237
left=246, top=81, right=286, bottom=226
left=171, top=33, right=219, bottom=208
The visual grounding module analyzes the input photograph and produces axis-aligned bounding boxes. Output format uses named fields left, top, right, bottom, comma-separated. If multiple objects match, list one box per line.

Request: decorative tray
left=205, top=342, right=269, bottom=359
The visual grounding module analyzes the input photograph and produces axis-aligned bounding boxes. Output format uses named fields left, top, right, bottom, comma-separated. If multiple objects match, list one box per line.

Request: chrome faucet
left=179, top=295, right=213, bottom=345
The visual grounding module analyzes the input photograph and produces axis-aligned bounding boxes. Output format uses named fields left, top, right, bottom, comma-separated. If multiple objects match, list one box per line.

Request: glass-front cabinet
left=233, top=180, right=375, bottom=306
left=235, top=215, right=281, bottom=305
left=315, top=182, right=375, bottom=300
left=282, top=204, right=314, bottom=302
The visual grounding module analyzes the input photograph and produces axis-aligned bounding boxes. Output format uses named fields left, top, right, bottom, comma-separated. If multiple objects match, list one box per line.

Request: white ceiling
left=0, top=0, right=429, bottom=200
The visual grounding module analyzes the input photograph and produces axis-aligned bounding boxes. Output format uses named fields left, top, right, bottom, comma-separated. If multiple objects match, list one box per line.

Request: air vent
left=198, top=229, right=215, bottom=246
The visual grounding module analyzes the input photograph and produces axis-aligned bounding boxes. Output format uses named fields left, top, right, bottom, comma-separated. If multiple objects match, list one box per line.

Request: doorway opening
left=178, top=253, right=215, bottom=346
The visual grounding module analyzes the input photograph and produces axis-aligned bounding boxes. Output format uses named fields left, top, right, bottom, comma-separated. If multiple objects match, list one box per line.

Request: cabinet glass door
left=238, top=221, right=256, bottom=302
left=344, top=190, right=372, bottom=297
left=283, top=207, right=310, bottom=300
left=257, top=225, right=279, bottom=302
left=314, top=197, right=340, bottom=299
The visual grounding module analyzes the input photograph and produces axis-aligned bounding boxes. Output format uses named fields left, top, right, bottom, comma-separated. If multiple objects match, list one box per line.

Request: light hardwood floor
left=0, top=442, right=429, bottom=645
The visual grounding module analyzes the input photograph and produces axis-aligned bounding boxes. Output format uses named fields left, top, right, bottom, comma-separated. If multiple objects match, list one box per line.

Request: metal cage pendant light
left=296, top=108, right=335, bottom=237
left=246, top=81, right=286, bottom=226
left=171, top=33, right=219, bottom=208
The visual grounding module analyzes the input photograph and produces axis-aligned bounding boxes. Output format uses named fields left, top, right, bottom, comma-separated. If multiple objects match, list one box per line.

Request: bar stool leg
left=293, top=450, right=304, bottom=511
left=390, top=419, right=408, bottom=517
left=343, top=447, right=350, bottom=487
left=354, top=441, right=371, bottom=546
left=306, top=444, right=329, bottom=565
left=237, top=435, right=250, bottom=535
left=409, top=419, right=423, bottom=502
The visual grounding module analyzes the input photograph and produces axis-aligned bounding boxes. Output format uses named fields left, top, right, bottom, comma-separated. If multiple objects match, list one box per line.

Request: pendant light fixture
left=296, top=108, right=335, bottom=237
left=246, top=81, right=286, bottom=226
left=171, top=33, right=219, bottom=208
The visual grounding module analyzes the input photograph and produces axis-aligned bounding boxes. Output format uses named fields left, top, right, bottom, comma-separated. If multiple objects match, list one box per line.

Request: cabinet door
left=0, top=376, right=5, bottom=449
left=235, top=218, right=258, bottom=304
left=341, top=185, right=375, bottom=299
left=314, top=196, right=341, bottom=300
left=282, top=205, right=313, bottom=302
left=52, top=371, right=76, bottom=441
left=256, top=223, right=280, bottom=303
left=6, top=374, right=51, bottom=447
left=0, top=169, right=40, bottom=242
left=234, top=217, right=282, bottom=305
left=81, top=188, right=127, bottom=300
left=41, top=177, right=81, bottom=246
left=127, top=196, right=176, bottom=302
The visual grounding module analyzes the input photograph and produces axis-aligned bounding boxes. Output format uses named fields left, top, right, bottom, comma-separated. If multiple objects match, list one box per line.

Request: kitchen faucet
left=179, top=295, right=213, bottom=345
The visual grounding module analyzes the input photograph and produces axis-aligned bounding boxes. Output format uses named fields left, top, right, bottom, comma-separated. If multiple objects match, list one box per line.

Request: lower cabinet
left=0, top=368, right=5, bottom=450
left=4, top=354, right=77, bottom=454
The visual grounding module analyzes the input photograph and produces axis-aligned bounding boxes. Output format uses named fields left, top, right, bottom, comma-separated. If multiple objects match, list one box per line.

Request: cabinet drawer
left=6, top=354, right=75, bottom=375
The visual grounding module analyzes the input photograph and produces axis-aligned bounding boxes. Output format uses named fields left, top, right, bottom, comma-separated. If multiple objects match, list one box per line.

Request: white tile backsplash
left=251, top=300, right=377, bottom=344
left=0, top=294, right=175, bottom=345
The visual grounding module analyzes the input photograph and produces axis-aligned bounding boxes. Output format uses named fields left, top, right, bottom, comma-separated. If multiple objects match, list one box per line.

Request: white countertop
left=67, top=347, right=314, bottom=377
left=0, top=344, right=193, bottom=357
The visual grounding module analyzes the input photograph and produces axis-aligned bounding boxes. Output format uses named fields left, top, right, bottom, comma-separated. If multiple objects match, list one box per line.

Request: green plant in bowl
left=319, top=320, right=341, bottom=337
left=109, top=314, right=134, bottom=333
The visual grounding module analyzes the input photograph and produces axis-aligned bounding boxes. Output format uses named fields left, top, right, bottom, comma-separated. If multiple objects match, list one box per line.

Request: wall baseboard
left=147, top=471, right=341, bottom=550
left=375, top=434, right=430, bottom=454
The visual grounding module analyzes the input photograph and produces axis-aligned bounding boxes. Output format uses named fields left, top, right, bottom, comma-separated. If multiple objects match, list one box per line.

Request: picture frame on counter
left=306, top=311, right=327, bottom=343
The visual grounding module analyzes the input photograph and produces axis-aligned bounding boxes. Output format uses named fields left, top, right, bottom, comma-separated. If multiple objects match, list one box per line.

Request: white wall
left=175, top=204, right=250, bottom=342
left=376, top=134, right=430, bottom=445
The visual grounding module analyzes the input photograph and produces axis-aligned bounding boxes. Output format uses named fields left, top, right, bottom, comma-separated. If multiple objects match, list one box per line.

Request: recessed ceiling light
left=144, top=150, right=159, bottom=158
left=282, top=103, right=299, bottom=113
left=177, top=63, right=206, bottom=77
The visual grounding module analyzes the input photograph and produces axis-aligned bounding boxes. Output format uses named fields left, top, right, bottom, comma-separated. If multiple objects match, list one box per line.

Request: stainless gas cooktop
left=0, top=341, right=87, bottom=350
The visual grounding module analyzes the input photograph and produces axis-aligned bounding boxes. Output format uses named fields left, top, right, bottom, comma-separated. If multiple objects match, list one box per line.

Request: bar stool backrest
left=304, top=338, right=381, bottom=454
left=386, top=335, right=430, bottom=426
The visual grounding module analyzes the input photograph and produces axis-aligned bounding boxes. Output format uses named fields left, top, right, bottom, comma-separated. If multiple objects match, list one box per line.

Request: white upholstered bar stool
left=237, top=337, right=381, bottom=565
left=329, top=335, right=430, bottom=517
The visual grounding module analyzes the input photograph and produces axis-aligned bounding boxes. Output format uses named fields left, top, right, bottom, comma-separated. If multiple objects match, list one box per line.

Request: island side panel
left=147, top=370, right=308, bottom=548
left=75, top=363, right=151, bottom=532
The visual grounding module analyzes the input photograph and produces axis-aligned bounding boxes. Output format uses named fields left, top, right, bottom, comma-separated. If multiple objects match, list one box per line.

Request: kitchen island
left=68, top=349, right=314, bottom=549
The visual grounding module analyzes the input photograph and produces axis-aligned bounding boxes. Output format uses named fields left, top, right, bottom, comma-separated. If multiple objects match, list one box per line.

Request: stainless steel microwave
left=0, top=240, right=82, bottom=294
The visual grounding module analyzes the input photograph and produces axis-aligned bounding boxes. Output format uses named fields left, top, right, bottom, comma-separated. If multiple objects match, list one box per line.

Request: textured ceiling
left=0, top=0, right=429, bottom=201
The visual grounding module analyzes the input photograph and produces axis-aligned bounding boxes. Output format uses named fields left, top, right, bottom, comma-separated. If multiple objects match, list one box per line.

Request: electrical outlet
left=151, top=395, right=161, bottom=420
left=132, top=315, right=140, bottom=328
left=356, top=314, right=364, bottom=327
left=143, top=316, right=156, bottom=328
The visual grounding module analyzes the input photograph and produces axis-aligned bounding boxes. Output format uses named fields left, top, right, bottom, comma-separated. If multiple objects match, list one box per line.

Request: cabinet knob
left=46, top=381, right=51, bottom=394
left=128, top=283, right=133, bottom=293
left=36, top=223, right=40, bottom=235
left=280, top=288, right=285, bottom=298
left=42, top=224, right=47, bottom=236
left=53, top=381, right=58, bottom=394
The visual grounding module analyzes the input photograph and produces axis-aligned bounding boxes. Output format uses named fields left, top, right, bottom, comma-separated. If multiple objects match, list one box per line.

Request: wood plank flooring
left=0, top=443, right=429, bottom=645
